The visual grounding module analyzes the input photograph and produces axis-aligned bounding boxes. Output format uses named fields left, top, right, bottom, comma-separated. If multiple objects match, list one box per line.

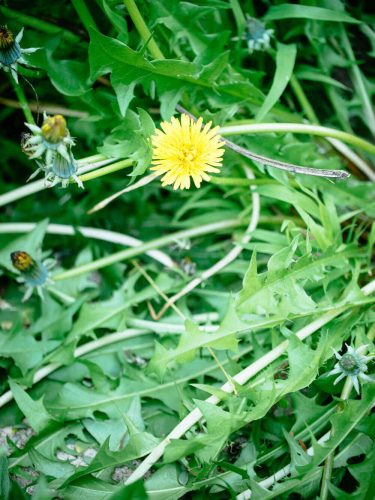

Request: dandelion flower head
left=0, top=26, right=38, bottom=82
left=41, top=114, right=69, bottom=143
left=151, top=114, right=225, bottom=190
left=328, top=343, right=374, bottom=394
left=22, top=113, right=82, bottom=189
left=11, top=250, right=54, bottom=301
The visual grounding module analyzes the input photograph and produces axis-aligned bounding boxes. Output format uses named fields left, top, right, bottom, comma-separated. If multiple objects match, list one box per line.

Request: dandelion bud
left=339, top=353, right=358, bottom=373
left=328, top=343, right=374, bottom=394
left=0, top=26, right=20, bottom=66
left=23, top=113, right=83, bottom=189
left=0, top=26, right=38, bottom=82
left=11, top=251, right=34, bottom=272
left=41, top=115, right=69, bottom=143
left=245, top=16, right=274, bottom=53
left=10, top=251, right=54, bottom=301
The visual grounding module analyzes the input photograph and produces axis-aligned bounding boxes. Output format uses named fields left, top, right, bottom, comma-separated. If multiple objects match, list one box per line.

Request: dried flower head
left=23, top=113, right=83, bottom=188
left=0, top=26, right=37, bottom=82
left=150, top=114, right=225, bottom=190
left=328, top=343, right=374, bottom=394
left=245, top=16, right=274, bottom=53
left=11, top=251, right=54, bottom=301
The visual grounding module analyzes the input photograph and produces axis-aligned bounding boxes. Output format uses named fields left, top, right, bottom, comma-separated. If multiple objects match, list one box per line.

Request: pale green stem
left=77, top=154, right=108, bottom=165
left=289, top=75, right=319, bottom=124
left=71, top=0, right=98, bottom=32
left=88, top=173, right=157, bottom=214
left=208, top=346, right=237, bottom=395
left=0, top=6, right=80, bottom=43
left=52, top=219, right=241, bottom=281
left=47, top=287, right=75, bottom=304
left=77, top=158, right=134, bottom=182
left=123, top=0, right=164, bottom=59
left=127, top=318, right=217, bottom=334
left=0, top=156, right=113, bottom=208
left=210, top=176, right=276, bottom=186
left=340, top=25, right=375, bottom=138
left=0, top=222, right=175, bottom=269
left=219, top=123, right=375, bottom=156
left=229, top=0, right=246, bottom=35
left=326, top=137, right=375, bottom=181
left=288, top=78, right=375, bottom=178
left=267, top=46, right=318, bottom=125
left=10, top=75, right=35, bottom=124
left=320, top=323, right=375, bottom=500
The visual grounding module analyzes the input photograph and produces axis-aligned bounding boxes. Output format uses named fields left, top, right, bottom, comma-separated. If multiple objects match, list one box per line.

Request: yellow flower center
left=41, top=114, right=68, bottom=143
left=150, top=114, right=225, bottom=190
left=179, top=147, right=197, bottom=168
left=11, top=251, right=34, bottom=272
left=0, top=26, right=14, bottom=49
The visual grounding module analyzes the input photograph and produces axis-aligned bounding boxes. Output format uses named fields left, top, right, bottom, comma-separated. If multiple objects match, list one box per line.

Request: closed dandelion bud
left=245, top=16, right=274, bottom=53
left=0, top=26, right=21, bottom=67
left=41, top=115, right=69, bottom=143
left=23, top=113, right=83, bottom=189
left=328, top=343, right=374, bottom=394
left=0, top=26, right=38, bottom=82
left=11, top=250, right=48, bottom=285
left=339, top=353, right=358, bottom=373
left=11, top=251, right=34, bottom=272
left=49, top=151, right=83, bottom=189
left=10, top=251, right=54, bottom=301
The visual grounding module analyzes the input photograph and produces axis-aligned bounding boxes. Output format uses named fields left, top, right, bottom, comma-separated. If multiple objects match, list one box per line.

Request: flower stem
left=178, top=105, right=348, bottom=179
left=9, top=75, right=35, bottom=124
left=0, top=155, right=112, bottom=208
left=123, top=0, right=164, bottom=59
left=288, top=77, right=375, bottom=180
left=219, top=123, right=375, bottom=157
left=0, top=96, right=88, bottom=118
left=0, top=5, right=80, bottom=43
left=77, top=158, right=134, bottom=182
left=210, top=176, right=275, bottom=186
left=87, top=173, right=157, bottom=214
left=289, top=75, right=319, bottom=124
left=229, top=0, right=246, bottom=35
left=339, top=25, right=375, bottom=138
left=71, top=0, right=98, bottom=32
left=52, top=219, right=242, bottom=281
left=77, top=154, right=108, bottom=165
left=0, top=222, right=175, bottom=269
left=208, top=346, right=238, bottom=395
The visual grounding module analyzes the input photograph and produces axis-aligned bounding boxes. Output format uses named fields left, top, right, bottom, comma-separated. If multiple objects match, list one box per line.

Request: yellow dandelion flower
left=150, top=114, right=225, bottom=190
